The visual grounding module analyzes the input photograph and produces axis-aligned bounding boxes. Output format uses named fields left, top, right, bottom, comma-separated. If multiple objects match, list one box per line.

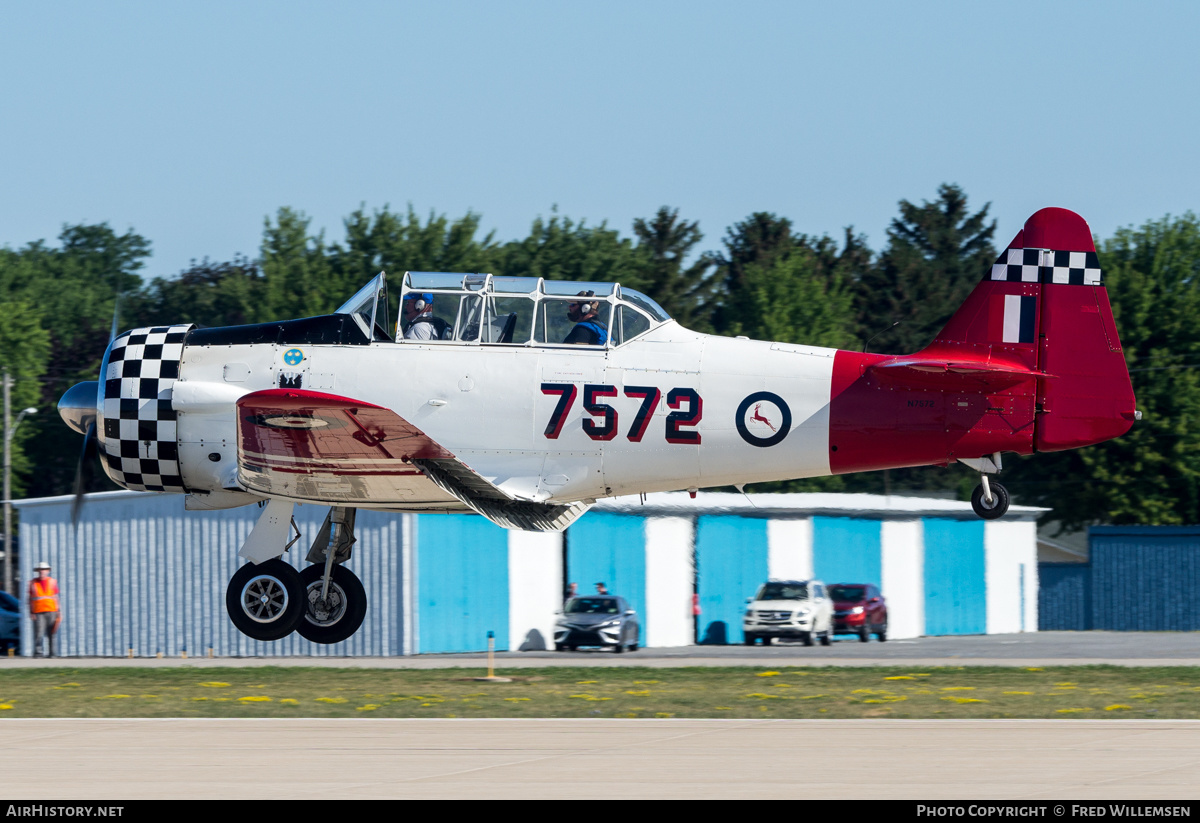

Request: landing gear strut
left=964, top=453, right=1010, bottom=520
left=298, top=507, right=367, bottom=645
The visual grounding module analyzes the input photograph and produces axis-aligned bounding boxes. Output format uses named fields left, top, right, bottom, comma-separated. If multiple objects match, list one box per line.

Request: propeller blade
left=109, top=293, right=120, bottom=344
left=71, top=422, right=98, bottom=526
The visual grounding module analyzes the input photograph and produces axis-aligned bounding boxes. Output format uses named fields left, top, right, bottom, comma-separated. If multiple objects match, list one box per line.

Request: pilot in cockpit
left=402, top=293, right=450, bottom=340
left=563, top=290, right=608, bottom=345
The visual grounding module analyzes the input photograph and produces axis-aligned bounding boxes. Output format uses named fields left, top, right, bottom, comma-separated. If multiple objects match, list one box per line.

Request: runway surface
left=4, top=631, right=1199, bottom=668
left=4, top=718, right=1199, bottom=799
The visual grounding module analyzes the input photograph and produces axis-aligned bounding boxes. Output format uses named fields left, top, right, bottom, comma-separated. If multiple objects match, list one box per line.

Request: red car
left=830, top=584, right=888, bottom=642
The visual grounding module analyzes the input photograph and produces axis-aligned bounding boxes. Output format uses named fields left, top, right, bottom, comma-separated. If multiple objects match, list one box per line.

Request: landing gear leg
left=226, top=507, right=306, bottom=641
left=965, top=453, right=1010, bottom=520
left=298, top=507, right=368, bottom=644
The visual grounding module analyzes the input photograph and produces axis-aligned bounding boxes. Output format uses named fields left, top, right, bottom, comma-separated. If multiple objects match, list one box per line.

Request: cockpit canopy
left=335, top=271, right=671, bottom=348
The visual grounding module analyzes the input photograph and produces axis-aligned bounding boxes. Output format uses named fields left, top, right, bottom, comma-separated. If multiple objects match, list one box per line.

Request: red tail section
left=828, top=207, right=1136, bottom=474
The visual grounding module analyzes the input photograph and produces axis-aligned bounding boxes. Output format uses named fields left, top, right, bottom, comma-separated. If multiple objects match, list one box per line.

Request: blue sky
left=1, top=1, right=1196, bottom=279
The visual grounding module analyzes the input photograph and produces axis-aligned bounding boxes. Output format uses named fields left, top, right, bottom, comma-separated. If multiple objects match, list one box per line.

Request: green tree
left=629, top=207, right=717, bottom=332
left=494, top=209, right=641, bottom=285
left=856, top=184, right=996, bottom=354
left=0, top=302, right=51, bottom=496
left=130, top=256, right=266, bottom=329
left=261, top=208, right=334, bottom=319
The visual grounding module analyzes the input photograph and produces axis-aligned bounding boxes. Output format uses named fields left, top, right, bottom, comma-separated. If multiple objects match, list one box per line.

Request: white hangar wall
left=13, top=491, right=1041, bottom=656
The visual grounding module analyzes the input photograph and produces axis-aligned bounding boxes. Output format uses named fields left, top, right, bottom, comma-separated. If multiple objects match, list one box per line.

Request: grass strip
left=0, top=665, right=1197, bottom=719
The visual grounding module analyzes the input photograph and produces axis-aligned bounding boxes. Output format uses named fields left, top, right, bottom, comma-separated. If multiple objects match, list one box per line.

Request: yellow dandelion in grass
left=940, top=687, right=975, bottom=691
left=625, top=690, right=651, bottom=696
left=863, top=696, right=907, bottom=704
left=632, top=680, right=661, bottom=685
left=1056, top=708, right=1093, bottom=713
left=199, top=682, right=231, bottom=688
left=1004, top=691, right=1034, bottom=695
left=0, top=704, right=12, bottom=710
left=1053, top=683, right=1078, bottom=688
left=714, top=706, right=732, bottom=710
left=191, top=697, right=208, bottom=701
left=52, top=683, right=81, bottom=689
left=884, top=676, right=913, bottom=681
left=316, top=697, right=348, bottom=704
left=941, top=697, right=987, bottom=704
left=617, top=712, right=638, bottom=718
left=96, top=695, right=131, bottom=700
left=655, top=712, right=674, bottom=718
left=772, top=683, right=794, bottom=689
left=356, top=705, right=379, bottom=712
left=909, top=673, right=932, bottom=677
left=800, top=694, right=830, bottom=699
left=852, top=689, right=887, bottom=695
left=1025, top=667, right=1043, bottom=672
left=576, top=681, right=598, bottom=685
left=280, top=699, right=299, bottom=706
left=1105, top=704, right=1132, bottom=711
left=756, top=671, right=781, bottom=677
left=911, top=689, right=935, bottom=695
left=743, top=693, right=780, bottom=700
left=238, top=696, right=271, bottom=703
left=504, top=697, right=530, bottom=702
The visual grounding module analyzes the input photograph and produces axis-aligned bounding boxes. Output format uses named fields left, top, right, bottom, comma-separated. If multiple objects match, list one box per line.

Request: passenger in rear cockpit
left=563, top=290, right=608, bottom=345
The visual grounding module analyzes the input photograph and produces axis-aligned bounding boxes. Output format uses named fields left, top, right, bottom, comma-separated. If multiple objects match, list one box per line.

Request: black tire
left=819, top=624, right=832, bottom=646
left=226, top=559, right=306, bottom=641
left=744, top=633, right=758, bottom=646
left=801, top=631, right=814, bottom=647
left=971, top=482, right=1010, bottom=519
left=613, top=637, right=624, bottom=653
left=762, top=635, right=773, bottom=646
left=859, top=626, right=870, bottom=642
left=296, top=564, right=367, bottom=645
left=877, top=624, right=888, bottom=642
left=554, top=643, right=565, bottom=652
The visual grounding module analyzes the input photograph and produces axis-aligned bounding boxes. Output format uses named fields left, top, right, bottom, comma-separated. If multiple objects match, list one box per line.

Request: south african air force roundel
left=736, top=391, right=792, bottom=448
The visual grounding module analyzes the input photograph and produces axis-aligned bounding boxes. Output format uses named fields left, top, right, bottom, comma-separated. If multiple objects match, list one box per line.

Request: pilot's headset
left=574, top=290, right=597, bottom=315
left=399, top=292, right=434, bottom=336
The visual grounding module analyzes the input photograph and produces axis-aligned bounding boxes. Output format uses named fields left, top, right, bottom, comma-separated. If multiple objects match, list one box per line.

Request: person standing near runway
left=28, top=561, right=60, bottom=657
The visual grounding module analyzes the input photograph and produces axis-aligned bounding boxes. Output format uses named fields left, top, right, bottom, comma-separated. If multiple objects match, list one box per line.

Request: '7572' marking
left=540, top=383, right=702, bottom=444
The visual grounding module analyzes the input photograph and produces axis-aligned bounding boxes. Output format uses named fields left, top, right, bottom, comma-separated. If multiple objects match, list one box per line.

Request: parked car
left=0, top=590, right=20, bottom=654
left=742, top=579, right=833, bottom=646
left=829, top=583, right=888, bottom=642
left=554, top=596, right=640, bottom=653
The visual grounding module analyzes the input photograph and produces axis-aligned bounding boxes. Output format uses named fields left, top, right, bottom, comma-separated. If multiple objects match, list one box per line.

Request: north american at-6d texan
left=57, top=207, right=1138, bottom=644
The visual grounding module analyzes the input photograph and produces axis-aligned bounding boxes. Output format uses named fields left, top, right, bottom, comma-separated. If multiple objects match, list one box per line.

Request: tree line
left=1, top=184, right=1197, bottom=532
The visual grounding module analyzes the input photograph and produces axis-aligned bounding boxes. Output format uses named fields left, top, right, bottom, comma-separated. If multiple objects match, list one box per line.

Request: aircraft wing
left=235, top=389, right=589, bottom=531
left=868, top=357, right=1053, bottom=390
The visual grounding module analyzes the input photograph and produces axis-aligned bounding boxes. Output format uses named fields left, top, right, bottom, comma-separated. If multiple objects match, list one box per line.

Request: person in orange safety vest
left=28, top=561, right=60, bottom=657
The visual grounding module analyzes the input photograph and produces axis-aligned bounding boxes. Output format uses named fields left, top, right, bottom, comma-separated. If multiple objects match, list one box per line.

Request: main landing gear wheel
left=296, top=564, right=367, bottom=645
left=971, top=481, right=1010, bottom=520
left=226, top=559, right=306, bottom=641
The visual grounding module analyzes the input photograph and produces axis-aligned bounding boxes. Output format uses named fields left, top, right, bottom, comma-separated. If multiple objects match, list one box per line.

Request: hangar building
left=13, top=491, right=1041, bottom=656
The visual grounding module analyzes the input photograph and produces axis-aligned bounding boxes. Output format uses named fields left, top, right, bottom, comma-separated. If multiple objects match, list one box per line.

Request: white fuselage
left=174, top=321, right=838, bottom=508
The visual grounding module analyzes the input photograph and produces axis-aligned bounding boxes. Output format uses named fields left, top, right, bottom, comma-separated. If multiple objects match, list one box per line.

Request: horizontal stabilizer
left=869, top=358, right=1053, bottom=390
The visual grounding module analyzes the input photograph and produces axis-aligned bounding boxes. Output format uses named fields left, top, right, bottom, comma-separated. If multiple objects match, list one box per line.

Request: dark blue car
left=0, top=590, right=20, bottom=653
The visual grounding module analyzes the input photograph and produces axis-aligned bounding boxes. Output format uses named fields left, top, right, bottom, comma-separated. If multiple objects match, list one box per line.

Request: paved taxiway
left=3, top=631, right=1198, bottom=668
left=4, top=718, right=1199, bottom=799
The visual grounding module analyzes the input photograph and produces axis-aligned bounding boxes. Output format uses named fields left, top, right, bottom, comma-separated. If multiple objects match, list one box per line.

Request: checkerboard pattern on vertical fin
left=100, top=324, right=193, bottom=492
left=988, top=248, right=1102, bottom=285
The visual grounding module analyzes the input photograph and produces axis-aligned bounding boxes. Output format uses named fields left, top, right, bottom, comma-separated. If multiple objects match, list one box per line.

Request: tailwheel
left=297, top=564, right=367, bottom=645
left=226, top=559, right=306, bottom=641
left=971, top=479, right=1010, bottom=520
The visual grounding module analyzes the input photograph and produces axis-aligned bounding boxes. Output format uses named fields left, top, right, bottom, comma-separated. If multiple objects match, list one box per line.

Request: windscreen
left=828, top=585, right=866, bottom=602
left=564, top=597, right=620, bottom=614
left=754, top=583, right=809, bottom=601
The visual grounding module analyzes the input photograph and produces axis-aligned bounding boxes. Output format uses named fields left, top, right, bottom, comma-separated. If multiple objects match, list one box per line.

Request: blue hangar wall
left=14, top=491, right=1040, bottom=656
left=1038, top=526, right=1200, bottom=632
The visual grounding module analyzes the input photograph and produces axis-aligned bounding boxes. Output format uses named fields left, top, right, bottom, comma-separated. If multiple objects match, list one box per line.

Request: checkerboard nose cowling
left=100, top=324, right=194, bottom=493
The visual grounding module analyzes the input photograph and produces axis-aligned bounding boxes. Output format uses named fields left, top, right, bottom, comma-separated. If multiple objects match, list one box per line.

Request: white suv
left=742, top=579, right=834, bottom=646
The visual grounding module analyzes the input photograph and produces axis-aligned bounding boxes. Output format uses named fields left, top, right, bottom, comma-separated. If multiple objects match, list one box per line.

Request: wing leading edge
left=235, top=389, right=589, bottom=531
